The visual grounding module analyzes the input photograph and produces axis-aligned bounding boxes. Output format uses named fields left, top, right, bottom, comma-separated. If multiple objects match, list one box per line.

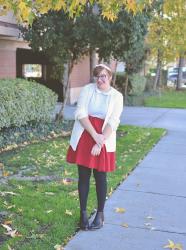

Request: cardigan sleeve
left=107, top=92, right=123, bottom=131
left=74, top=84, right=90, bottom=120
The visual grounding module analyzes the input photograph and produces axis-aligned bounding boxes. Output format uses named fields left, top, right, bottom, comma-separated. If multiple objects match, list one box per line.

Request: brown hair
left=93, top=64, right=112, bottom=77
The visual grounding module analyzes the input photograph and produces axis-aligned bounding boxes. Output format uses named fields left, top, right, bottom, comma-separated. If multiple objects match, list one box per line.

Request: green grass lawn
left=0, top=125, right=165, bottom=250
left=144, top=88, right=186, bottom=108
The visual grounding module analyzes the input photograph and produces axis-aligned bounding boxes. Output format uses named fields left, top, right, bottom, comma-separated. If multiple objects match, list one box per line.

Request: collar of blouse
left=95, top=85, right=112, bottom=96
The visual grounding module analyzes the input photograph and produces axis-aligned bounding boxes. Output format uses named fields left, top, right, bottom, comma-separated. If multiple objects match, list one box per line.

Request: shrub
left=0, top=79, right=58, bottom=130
left=145, top=75, right=155, bottom=92
left=129, top=74, right=146, bottom=96
left=115, top=73, right=126, bottom=90
left=114, top=73, right=132, bottom=94
left=0, top=120, right=74, bottom=150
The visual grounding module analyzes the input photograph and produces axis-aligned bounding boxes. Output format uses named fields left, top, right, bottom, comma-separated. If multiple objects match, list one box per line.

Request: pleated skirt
left=66, top=116, right=116, bottom=172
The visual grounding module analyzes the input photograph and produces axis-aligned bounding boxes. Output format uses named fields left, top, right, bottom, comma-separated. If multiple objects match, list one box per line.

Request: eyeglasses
left=96, top=74, right=107, bottom=80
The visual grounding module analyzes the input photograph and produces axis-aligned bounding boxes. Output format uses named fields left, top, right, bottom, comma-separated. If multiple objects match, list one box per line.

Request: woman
left=66, top=64, right=123, bottom=230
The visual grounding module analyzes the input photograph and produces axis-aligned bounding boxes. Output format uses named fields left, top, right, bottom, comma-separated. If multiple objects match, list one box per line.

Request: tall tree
left=147, top=0, right=186, bottom=90
left=0, top=0, right=151, bottom=23
left=108, top=10, right=149, bottom=99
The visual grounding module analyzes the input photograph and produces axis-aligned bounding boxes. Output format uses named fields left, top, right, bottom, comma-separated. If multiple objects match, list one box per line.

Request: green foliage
left=0, top=79, right=57, bottom=130
left=129, top=74, right=147, bottom=96
left=147, top=0, right=186, bottom=63
left=110, top=11, right=150, bottom=74
left=0, top=120, right=74, bottom=150
left=21, top=11, right=90, bottom=80
left=115, top=73, right=127, bottom=93
left=145, top=75, right=155, bottom=92
left=21, top=9, right=150, bottom=79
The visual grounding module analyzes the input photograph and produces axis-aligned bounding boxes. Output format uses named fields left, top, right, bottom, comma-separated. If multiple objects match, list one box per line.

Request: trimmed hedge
left=0, top=79, right=58, bottom=129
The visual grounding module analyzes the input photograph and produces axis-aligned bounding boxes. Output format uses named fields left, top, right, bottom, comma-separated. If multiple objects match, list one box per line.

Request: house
left=0, top=12, right=28, bottom=79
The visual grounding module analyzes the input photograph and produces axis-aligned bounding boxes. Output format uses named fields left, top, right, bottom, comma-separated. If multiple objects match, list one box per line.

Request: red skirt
left=66, top=116, right=116, bottom=172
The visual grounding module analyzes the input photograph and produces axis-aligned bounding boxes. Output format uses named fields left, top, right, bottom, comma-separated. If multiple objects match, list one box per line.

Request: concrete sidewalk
left=64, top=106, right=186, bottom=250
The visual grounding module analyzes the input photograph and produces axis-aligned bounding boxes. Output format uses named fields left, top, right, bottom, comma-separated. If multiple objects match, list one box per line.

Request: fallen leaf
left=62, top=178, right=72, bottom=185
left=46, top=210, right=53, bottom=214
left=163, top=239, right=183, bottom=250
left=50, top=131, right=57, bottom=137
left=115, top=207, right=126, bottom=213
left=144, top=223, right=151, bottom=227
left=121, top=223, right=129, bottom=228
left=108, top=187, right=113, bottom=196
left=5, top=230, right=22, bottom=238
left=3, top=220, right=12, bottom=225
left=146, top=216, right=154, bottom=220
left=7, top=205, right=16, bottom=210
left=5, top=230, right=17, bottom=237
left=0, top=191, right=18, bottom=196
left=2, top=224, right=22, bottom=238
left=54, top=244, right=64, bottom=250
left=1, top=223, right=12, bottom=231
left=61, top=131, right=71, bottom=137
left=45, top=192, right=55, bottom=196
left=65, top=210, right=73, bottom=216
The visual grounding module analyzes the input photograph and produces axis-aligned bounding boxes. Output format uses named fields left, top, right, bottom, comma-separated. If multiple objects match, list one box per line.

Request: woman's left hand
left=91, top=144, right=102, bottom=156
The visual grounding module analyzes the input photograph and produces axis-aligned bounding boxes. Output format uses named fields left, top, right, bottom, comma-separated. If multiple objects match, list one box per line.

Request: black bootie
left=79, top=210, right=89, bottom=230
left=89, top=211, right=104, bottom=230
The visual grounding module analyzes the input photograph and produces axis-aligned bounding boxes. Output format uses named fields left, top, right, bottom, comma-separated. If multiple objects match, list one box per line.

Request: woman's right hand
left=92, top=133, right=105, bottom=147
left=91, top=144, right=102, bottom=156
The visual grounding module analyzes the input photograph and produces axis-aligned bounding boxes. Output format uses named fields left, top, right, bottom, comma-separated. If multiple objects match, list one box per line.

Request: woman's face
left=96, top=69, right=112, bottom=91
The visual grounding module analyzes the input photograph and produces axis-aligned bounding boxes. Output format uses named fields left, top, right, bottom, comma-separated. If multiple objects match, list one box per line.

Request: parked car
left=167, top=67, right=186, bottom=87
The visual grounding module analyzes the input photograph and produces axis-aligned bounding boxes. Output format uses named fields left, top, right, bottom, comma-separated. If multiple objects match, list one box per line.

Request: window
left=22, top=64, right=42, bottom=78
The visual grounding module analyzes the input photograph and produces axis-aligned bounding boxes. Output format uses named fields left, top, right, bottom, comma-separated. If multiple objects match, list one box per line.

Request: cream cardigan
left=70, top=83, right=123, bottom=152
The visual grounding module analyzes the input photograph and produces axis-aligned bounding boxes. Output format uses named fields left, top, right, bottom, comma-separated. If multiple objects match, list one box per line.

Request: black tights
left=78, top=165, right=107, bottom=212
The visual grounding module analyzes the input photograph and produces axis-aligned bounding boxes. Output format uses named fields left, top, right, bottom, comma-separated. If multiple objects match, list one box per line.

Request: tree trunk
left=89, top=49, right=97, bottom=82
left=153, top=50, right=162, bottom=90
left=176, top=56, right=184, bottom=90
left=56, top=61, right=73, bottom=121
left=124, top=73, right=129, bottom=104
left=62, top=63, right=69, bottom=100
left=112, top=61, right=118, bottom=88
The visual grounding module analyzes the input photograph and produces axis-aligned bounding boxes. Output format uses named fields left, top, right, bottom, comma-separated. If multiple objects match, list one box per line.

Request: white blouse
left=88, top=86, right=111, bottom=119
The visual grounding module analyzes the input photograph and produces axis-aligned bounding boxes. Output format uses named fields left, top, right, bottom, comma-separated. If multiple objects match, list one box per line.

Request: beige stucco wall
left=67, top=55, right=90, bottom=104
left=0, top=12, right=29, bottom=78
left=0, top=38, right=29, bottom=78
